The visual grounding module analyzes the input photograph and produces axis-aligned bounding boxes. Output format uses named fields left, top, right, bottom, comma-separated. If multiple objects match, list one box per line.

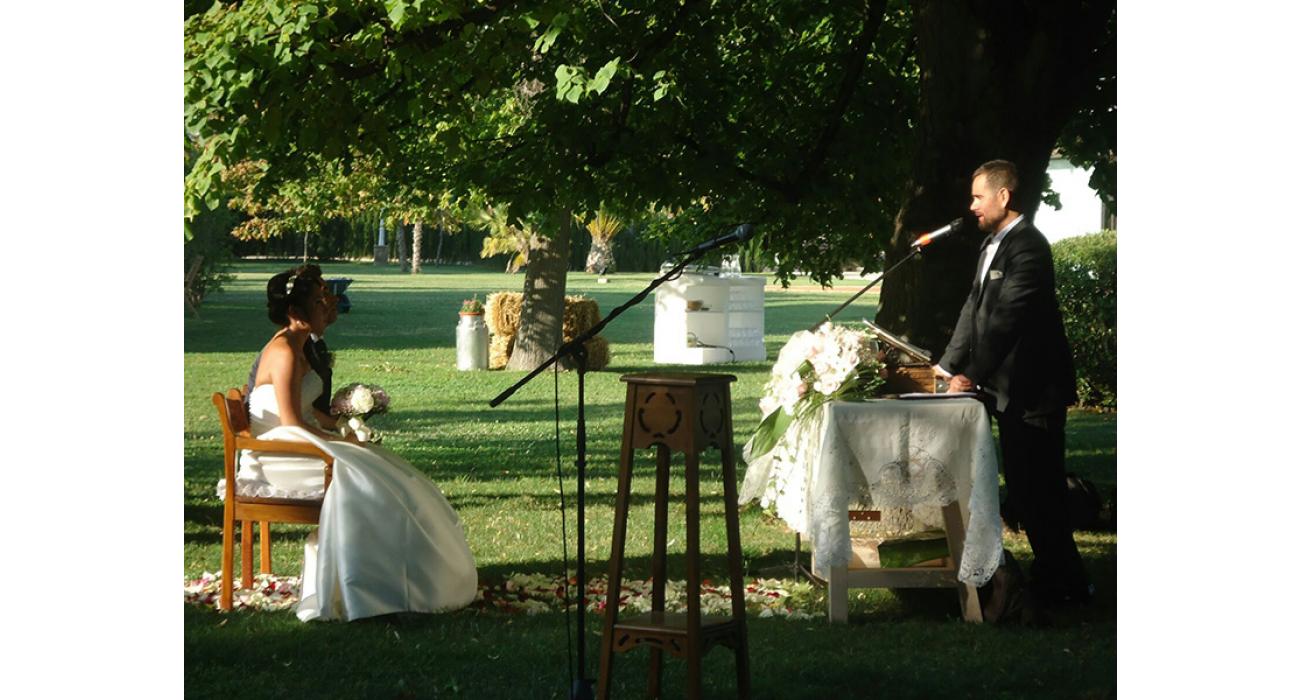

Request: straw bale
left=562, top=296, right=601, bottom=338
left=485, top=291, right=523, bottom=336
left=584, top=336, right=610, bottom=371
left=489, top=334, right=515, bottom=370
left=485, top=293, right=610, bottom=369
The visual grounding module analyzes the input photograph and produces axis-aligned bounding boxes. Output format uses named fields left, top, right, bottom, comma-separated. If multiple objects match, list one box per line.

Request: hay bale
left=562, top=296, right=601, bottom=338
left=584, top=336, right=610, bottom=371
left=489, top=334, right=515, bottom=370
left=486, top=293, right=611, bottom=370
left=486, top=292, right=522, bottom=336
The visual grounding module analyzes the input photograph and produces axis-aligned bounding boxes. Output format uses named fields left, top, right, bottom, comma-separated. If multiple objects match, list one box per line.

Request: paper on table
left=898, top=392, right=980, bottom=399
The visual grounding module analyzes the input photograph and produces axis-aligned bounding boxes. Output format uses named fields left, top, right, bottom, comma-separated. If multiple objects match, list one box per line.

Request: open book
left=898, top=392, right=980, bottom=400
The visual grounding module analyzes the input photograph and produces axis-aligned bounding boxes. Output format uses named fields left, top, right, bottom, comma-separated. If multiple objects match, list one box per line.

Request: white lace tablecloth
left=740, top=398, right=1002, bottom=587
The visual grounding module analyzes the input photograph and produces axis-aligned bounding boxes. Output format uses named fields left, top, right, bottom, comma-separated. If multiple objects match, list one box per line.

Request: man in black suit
left=303, top=287, right=338, bottom=427
left=936, top=160, right=1091, bottom=607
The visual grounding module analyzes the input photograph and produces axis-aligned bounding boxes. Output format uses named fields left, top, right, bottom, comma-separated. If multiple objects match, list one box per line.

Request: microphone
left=681, top=224, right=757, bottom=256
left=910, top=218, right=964, bottom=248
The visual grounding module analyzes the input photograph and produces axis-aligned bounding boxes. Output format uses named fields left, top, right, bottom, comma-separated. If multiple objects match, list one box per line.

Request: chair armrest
left=235, top=436, right=335, bottom=491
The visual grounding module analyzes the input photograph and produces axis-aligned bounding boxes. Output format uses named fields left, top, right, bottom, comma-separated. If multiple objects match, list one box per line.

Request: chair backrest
left=212, top=389, right=250, bottom=485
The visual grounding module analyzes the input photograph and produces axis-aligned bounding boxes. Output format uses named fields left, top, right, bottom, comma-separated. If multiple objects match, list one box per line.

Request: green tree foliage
left=1053, top=231, right=1117, bottom=408
left=185, top=1, right=1115, bottom=361
left=184, top=199, right=238, bottom=316
left=184, top=134, right=237, bottom=314
left=184, top=1, right=917, bottom=282
left=475, top=203, right=539, bottom=273
left=1056, top=7, right=1117, bottom=217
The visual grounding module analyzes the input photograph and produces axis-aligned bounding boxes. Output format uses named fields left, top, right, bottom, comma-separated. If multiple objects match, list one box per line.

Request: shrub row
left=1053, top=230, right=1117, bottom=408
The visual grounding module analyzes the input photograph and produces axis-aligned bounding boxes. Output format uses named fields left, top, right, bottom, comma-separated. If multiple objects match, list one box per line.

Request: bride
left=236, top=266, right=478, bottom=622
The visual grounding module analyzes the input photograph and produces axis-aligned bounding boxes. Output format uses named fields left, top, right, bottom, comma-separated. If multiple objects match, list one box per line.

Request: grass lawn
left=184, top=261, right=1116, bottom=698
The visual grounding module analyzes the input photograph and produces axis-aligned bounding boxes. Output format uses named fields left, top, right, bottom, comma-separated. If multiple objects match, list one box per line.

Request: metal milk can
left=456, top=313, right=489, bottom=370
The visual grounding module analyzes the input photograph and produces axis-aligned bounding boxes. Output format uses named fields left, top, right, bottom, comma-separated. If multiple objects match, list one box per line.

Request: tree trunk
left=303, top=231, right=310, bottom=263
left=435, top=226, right=445, bottom=264
left=506, top=210, right=572, bottom=371
left=411, top=221, right=423, bottom=274
left=395, top=220, right=409, bottom=272
left=584, top=237, right=615, bottom=274
left=875, top=0, right=1112, bottom=356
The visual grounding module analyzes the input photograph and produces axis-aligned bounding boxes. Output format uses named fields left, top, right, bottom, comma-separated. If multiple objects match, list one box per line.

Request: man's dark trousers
left=997, top=406, right=1090, bottom=603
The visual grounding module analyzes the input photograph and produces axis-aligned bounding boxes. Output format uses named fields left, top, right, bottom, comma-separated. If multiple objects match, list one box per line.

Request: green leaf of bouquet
left=749, top=408, right=794, bottom=460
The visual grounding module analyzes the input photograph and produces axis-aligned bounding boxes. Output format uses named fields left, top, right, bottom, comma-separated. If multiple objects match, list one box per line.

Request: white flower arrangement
left=750, top=322, right=886, bottom=459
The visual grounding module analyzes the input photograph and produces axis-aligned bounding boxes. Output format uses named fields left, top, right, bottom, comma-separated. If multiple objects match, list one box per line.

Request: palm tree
left=582, top=208, right=622, bottom=274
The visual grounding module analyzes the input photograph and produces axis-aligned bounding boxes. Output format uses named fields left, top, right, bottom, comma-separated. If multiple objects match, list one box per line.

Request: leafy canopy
left=187, top=1, right=919, bottom=282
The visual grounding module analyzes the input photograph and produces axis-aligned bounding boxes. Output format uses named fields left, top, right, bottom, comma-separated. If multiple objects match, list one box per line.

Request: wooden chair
left=212, top=388, right=334, bottom=610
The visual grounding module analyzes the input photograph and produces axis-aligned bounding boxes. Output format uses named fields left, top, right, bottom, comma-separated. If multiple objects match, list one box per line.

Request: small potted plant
left=460, top=295, right=485, bottom=316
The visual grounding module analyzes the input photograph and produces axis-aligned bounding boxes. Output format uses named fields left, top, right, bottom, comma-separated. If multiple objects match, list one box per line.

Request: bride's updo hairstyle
left=267, top=264, right=325, bottom=326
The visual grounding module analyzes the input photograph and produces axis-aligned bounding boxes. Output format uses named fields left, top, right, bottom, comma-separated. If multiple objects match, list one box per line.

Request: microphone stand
left=489, top=231, right=743, bottom=700
left=807, top=245, right=925, bottom=332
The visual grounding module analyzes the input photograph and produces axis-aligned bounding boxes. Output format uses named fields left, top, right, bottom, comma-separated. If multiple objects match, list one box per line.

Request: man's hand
left=948, top=374, right=975, bottom=393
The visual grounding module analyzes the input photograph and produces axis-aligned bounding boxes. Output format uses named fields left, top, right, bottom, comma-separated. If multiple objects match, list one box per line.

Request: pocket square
left=988, top=270, right=1004, bottom=280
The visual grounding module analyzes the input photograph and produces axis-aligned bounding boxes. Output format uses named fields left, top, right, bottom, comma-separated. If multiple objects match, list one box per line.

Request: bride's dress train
left=231, top=371, right=477, bottom=621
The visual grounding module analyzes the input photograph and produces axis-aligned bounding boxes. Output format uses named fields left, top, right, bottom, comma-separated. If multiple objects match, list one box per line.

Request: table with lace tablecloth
left=740, top=397, right=1002, bottom=622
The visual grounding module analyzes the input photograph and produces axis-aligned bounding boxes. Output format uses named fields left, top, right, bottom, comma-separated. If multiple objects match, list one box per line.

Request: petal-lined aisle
left=185, top=572, right=821, bottom=620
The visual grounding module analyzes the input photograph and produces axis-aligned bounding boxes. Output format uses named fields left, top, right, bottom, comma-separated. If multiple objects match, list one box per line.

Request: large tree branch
left=675, top=133, right=792, bottom=197
left=592, top=0, right=707, bottom=168
left=790, top=1, right=887, bottom=189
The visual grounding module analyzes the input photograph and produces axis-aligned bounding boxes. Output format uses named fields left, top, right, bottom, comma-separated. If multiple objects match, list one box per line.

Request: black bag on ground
left=977, top=549, right=1036, bottom=624
left=1065, top=473, right=1112, bottom=532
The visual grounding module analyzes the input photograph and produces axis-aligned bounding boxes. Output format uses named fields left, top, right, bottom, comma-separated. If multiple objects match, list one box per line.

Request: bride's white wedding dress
left=233, top=370, right=478, bottom=622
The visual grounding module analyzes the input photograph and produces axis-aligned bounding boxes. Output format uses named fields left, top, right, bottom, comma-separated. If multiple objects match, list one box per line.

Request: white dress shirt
left=977, top=214, right=1022, bottom=289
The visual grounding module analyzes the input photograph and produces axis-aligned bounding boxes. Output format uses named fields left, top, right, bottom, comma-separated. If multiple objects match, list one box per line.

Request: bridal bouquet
left=749, top=322, right=886, bottom=459
left=330, top=383, right=390, bottom=443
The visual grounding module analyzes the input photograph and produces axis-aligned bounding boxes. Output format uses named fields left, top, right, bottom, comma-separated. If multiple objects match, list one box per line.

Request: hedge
left=1053, top=230, right=1117, bottom=408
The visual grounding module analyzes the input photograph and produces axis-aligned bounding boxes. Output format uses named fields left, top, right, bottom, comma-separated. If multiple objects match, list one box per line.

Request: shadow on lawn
left=186, top=293, right=877, bottom=355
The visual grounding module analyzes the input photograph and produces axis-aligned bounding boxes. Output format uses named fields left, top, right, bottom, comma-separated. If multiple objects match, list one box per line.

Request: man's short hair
left=973, top=160, right=1019, bottom=202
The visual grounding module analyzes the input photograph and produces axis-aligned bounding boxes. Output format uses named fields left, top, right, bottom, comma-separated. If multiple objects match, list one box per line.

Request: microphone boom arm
left=807, top=246, right=924, bottom=333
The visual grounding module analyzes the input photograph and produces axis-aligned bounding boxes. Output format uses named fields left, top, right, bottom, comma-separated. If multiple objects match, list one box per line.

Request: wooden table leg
left=828, top=565, right=849, bottom=624
left=598, top=417, right=639, bottom=700
left=720, top=428, right=751, bottom=699
left=942, top=502, right=984, bottom=623
left=648, top=445, right=671, bottom=698
left=684, top=449, right=703, bottom=700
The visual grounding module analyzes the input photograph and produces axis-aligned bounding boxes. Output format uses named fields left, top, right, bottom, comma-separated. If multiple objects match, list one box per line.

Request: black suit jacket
left=939, top=218, right=1077, bottom=418
left=304, top=337, right=333, bottom=415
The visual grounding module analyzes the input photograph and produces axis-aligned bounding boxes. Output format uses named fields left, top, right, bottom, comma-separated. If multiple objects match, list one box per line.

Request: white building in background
left=1033, top=156, right=1113, bottom=243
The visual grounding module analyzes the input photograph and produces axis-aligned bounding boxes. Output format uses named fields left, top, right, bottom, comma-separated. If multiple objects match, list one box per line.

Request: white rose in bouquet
left=350, top=385, right=375, bottom=415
